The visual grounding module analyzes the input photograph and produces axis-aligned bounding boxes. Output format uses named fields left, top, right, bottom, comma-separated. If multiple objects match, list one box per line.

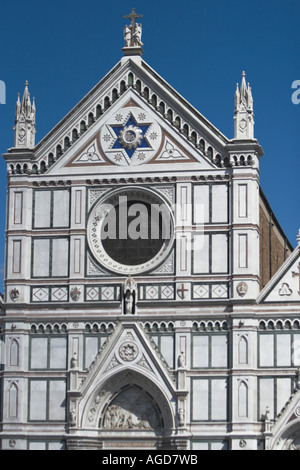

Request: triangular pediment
left=267, top=387, right=300, bottom=450
left=78, top=320, right=177, bottom=398
left=30, top=57, right=229, bottom=175
left=257, top=245, right=300, bottom=303
left=43, top=90, right=217, bottom=175
left=71, top=321, right=179, bottom=431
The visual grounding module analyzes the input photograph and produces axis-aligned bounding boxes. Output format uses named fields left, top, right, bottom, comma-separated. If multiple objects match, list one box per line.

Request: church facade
left=1, top=11, right=300, bottom=450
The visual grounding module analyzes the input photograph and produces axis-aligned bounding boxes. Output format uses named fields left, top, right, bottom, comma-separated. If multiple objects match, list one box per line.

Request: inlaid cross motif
left=177, top=284, right=188, bottom=300
left=124, top=8, right=143, bottom=30
left=292, top=262, right=300, bottom=295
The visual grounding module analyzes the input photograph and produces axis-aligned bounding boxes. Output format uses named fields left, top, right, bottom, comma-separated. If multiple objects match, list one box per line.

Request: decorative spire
left=14, top=80, right=36, bottom=149
left=297, top=229, right=300, bottom=246
left=234, top=71, right=254, bottom=139
left=122, top=8, right=143, bottom=57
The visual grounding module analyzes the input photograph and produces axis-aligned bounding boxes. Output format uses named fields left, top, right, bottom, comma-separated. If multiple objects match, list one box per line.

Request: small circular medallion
left=237, top=282, right=248, bottom=297
left=118, top=342, right=139, bottom=362
left=119, top=125, right=143, bottom=149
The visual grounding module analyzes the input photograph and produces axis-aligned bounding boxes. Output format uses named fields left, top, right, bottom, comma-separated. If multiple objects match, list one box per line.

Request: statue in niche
left=178, top=351, right=186, bottom=368
left=123, top=277, right=136, bottom=315
left=178, top=408, right=185, bottom=426
left=69, top=408, right=76, bottom=427
left=125, top=290, right=134, bottom=315
left=70, top=352, right=78, bottom=369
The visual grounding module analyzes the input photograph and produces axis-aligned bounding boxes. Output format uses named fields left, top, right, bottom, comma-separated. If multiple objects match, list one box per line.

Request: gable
left=43, top=90, right=217, bottom=175
left=71, top=320, right=178, bottom=431
left=29, top=57, right=230, bottom=176
left=257, top=244, right=300, bottom=303
left=266, top=388, right=300, bottom=450
left=78, top=320, right=177, bottom=396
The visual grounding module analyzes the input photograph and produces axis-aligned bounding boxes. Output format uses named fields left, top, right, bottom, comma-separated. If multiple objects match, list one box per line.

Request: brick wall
left=259, top=190, right=293, bottom=289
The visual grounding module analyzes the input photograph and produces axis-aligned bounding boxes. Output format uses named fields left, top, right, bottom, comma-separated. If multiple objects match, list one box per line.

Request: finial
left=14, top=80, right=36, bottom=149
left=234, top=70, right=254, bottom=139
left=297, top=229, right=300, bottom=246
left=123, top=8, right=143, bottom=57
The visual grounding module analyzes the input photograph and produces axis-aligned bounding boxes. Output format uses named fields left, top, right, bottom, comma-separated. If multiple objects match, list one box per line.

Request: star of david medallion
left=100, top=105, right=162, bottom=165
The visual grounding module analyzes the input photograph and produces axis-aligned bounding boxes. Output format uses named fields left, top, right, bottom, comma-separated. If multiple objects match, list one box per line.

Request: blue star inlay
left=110, top=113, right=152, bottom=159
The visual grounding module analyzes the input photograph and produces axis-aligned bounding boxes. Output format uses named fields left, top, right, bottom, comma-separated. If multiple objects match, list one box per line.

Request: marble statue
left=124, top=25, right=131, bottom=47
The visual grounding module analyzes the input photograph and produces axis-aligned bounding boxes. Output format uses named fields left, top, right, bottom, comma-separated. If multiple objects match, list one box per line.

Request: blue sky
left=0, top=0, right=299, bottom=291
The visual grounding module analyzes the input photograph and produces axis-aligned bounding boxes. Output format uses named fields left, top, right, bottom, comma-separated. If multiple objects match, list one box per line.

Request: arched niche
left=81, top=369, right=175, bottom=433
left=100, top=384, right=163, bottom=431
left=272, top=421, right=300, bottom=450
left=9, top=339, right=19, bottom=367
left=238, top=335, right=248, bottom=364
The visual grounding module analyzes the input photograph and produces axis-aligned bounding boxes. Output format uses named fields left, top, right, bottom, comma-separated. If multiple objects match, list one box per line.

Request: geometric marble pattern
left=86, top=287, right=100, bottom=301
left=192, top=283, right=229, bottom=300
left=139, top=284, right=176, bottom=301
left=161, top=285, right=175, bottom=299
left=145, top=286, right=159, bottom=300
left=212, top=284, right=228, bottom=299
left=85, top=285, right=120, bottom=302
left=32, top=287, right=49, bottom=302
left=51, top=287, right=68, bottom=302
left=193, top=284, right=209, bottom=299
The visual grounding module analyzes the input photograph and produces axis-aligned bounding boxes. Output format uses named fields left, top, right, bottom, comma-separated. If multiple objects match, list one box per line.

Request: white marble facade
left=1, top=22, right=300, bottom=450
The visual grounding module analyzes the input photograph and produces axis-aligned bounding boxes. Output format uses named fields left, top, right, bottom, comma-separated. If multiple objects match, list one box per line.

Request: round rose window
left=87, top=187, right=174, bottom=275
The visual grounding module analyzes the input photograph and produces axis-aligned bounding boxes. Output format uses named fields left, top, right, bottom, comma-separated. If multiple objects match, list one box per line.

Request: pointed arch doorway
left=74, top=369, right=178, bottom=451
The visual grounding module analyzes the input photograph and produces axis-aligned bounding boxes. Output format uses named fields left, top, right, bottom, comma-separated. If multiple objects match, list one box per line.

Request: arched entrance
left=79, top=369, right=176, bottom=450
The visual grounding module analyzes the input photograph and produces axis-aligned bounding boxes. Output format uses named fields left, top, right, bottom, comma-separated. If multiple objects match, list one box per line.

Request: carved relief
left=10, top=288, right=20, bottom=302
left=118, top=342, right=139, bottom=362
left=153, top=186, right=175, bottom=205
left=70, top=287, right=81, bottom=302
left=88, top=391, right=107, bottom=424
left=288, top=441, right=300, bottom=450
left=89, top=189, right=110, bottom=210
left=152, top=252, right=174, bottom=274
left=238, top=119, right=247, bottom=133
left=278, top=283, right=293, bottom=296
left=137, top=354, right=153, bottom=372
left=237, top=282, right=248, bottom=297
left=102, top=386, right=162, bottom=430
left=105, top=354, right=121, bottom=372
